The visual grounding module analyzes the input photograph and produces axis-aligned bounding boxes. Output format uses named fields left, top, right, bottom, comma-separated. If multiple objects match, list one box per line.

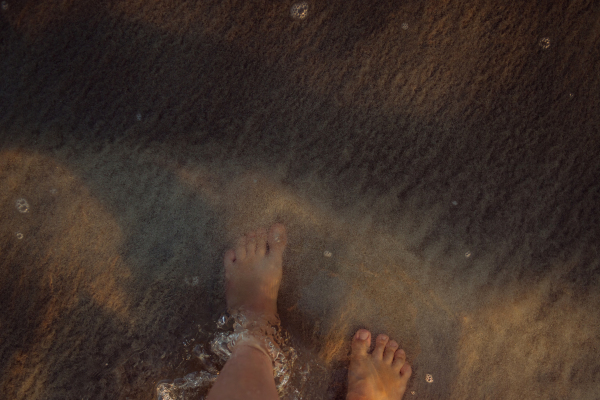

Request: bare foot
left=224, top=224, right=287, bottom=320
left=347, top=329, right=412, bottom=400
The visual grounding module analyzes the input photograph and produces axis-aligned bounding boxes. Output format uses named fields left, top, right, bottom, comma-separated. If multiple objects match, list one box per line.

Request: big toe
left=350, top=329, right=371, bottom=357
left=267, top=223, right=287, bottom=258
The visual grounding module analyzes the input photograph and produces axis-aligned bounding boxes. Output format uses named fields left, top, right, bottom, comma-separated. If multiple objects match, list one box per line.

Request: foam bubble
left=16, top=198, right=29, bottom=213
left=539, top=37, right=550, bottom=49
left=156, top=310, right=299, bottom=399
left=290, top=2, right=309, bottom=20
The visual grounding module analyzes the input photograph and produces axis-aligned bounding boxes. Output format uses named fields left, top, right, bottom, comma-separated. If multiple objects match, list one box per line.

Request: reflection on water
left=156, top=311, right=310, bottom=400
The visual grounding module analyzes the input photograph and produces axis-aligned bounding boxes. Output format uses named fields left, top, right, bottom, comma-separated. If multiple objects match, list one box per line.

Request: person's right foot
left=347, top=329, right=412, bottom=400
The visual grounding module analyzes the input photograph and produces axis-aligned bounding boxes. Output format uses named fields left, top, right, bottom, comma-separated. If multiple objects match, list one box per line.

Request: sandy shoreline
left=1, top=0, right=599, bottom=399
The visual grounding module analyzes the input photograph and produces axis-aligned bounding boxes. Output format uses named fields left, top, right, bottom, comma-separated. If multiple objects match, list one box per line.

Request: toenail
left=357, top=330, right=369, bottom=340
left=378, top=335, right=388, bottom=342
left=274, top=234, right=281, bottom=243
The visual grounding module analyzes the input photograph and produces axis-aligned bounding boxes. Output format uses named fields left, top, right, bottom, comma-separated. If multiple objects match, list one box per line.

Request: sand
left=1, top=0, right=599, bottom=399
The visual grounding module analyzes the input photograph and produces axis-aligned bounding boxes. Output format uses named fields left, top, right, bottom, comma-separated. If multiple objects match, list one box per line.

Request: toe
left=350, top=329, right=371, bottom=357
left=373, top=334, right=389, bottom=359
left=234, top=236, right=246, bottom=260
left=246, top=232, right=257, bottom=255
left=267, top=224, right=287, bottom=259
left=399, top=362, right=412, bottom=386
left=392, top=348, right=407, bottom=371
left=383, top=340, right=398, bottom=364
left=256, top=228, right=267, bottom=257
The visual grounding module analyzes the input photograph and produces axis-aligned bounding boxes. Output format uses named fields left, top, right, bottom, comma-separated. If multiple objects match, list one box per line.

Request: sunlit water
left=156, top=311, right=314, bottom=400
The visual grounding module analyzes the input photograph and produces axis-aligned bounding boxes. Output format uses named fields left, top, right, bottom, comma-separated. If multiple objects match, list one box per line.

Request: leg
left=347, top=329, right=412, bottom=400
left=206, top=224, right=287, bottom=400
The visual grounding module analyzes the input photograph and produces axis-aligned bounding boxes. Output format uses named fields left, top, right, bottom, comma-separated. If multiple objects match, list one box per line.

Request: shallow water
left=155, top=311, right=305, bottom=400
left=1, top=0, right=600, bottom=399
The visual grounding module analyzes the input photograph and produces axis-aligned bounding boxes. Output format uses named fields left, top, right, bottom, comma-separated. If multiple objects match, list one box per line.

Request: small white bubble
left=290, top=2, right=309, bottom=20
left=16, top=198, right=30, bottom=213
left=50, top=188, right=57, bottom=195
left=451, top=200, right=458, bottom=206
left=16, top=232, right=23, bottom=240
left=323, top=250, right=332, bottom=258
left=539, top=37, right=550, bottom=49
left=402, top=22, right=409, bottom=30
left=136, top=113, right=142, bottom=121
left=425, top=374, right=434, bottom=383
left=1, top=2, right=8, bottom=11
left=465, top=251, right=472, bottom=258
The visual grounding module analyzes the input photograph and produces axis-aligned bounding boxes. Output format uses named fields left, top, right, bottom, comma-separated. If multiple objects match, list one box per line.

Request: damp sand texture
left=1, top=0, right=599, bottom=399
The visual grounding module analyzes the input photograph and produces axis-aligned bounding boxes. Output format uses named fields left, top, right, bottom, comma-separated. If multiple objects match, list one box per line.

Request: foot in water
left=222, top=224, right=411, bottom=399
left=347, top=329, right=412, bottom=400
left=224, top=223, right=287, bottom=319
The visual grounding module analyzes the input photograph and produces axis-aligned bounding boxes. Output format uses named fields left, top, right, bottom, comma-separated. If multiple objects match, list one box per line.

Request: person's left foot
left=347, top=330, right=412, bottom=400
left=224, top=224, right=287, bottom=320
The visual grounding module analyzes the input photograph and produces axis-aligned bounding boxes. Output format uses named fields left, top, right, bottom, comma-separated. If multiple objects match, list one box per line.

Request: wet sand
left=1, top=0, right=599, bottom=399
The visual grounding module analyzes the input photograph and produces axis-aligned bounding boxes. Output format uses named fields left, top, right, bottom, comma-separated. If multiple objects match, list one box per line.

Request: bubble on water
left=323, top=250, right=332, bottom=258
left=50, top=188, right=57, bottom=195
left=217, top=314, right=228, bottom=328
left=16, top=198, right=29, bottom=213
left=290, top=2, right=308, bottom=20
left=539, top=37, right=550, bottom=49
left=465, top=251, right=472, bottom=258
left=1, top=2, right=8, bottom=11
left=426, top=373, right=434, bottom=383
left=402, top=22, right=409, bottom=30
left=451, top=200, right=458, bottom=206
left=16, top=232, right=23, bottom=240
left=136, top=113, right=142, bottom=121
left=569, top=93, right=574, bottom=98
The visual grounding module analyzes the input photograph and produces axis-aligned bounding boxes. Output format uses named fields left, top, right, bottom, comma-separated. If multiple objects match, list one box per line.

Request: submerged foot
left=347, top=330, right=412, bottom=400
left=224, top=223, right=287, bottom=320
